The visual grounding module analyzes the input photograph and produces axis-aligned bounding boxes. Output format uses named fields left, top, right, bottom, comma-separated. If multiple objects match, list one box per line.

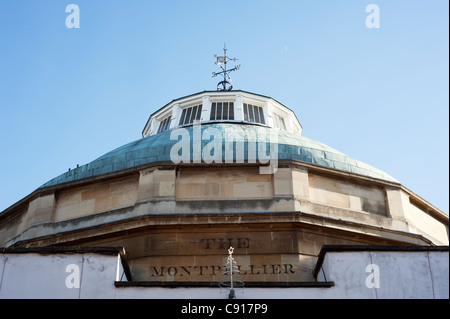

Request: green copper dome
left=40, top=123, right=397, bottom=188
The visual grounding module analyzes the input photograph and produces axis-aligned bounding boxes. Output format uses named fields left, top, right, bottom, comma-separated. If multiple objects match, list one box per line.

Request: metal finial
left=212, top=44, right=240, bottom=91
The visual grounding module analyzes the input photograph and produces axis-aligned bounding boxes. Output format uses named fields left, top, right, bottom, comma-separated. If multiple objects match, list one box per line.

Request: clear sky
left=0, top=0, right=448, bottom=214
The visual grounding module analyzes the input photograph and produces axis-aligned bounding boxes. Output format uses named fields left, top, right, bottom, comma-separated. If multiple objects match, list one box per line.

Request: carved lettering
left=193, top=265, right=208, bottom=276
left=179, top=266, right=191, bottom=276
left=210, top=265, right=221, bottom=276
left=200, top=238, right=216, bottom=249
left=167, top=266, right=177, bottom=276
left=151, top=266, right=164, bottom=277
left=262, top=264, right=268, bottom=275
left=250, top=265, right=260, bottom=275
left=148, top=263, right=296, bottom=278
left=200, top=237, right=250, bottom=249
left=272, top=264, right=282, bottom=274
left=218, top=238, right=233, bottom=249
left=237, top=238, right=249, bottom=249
left=284, top=264, right=295, bottom=274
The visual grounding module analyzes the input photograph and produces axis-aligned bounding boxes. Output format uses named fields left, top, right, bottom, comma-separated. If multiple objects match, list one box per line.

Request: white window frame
left=243, top=103, right=265, bottom=125
left=179, top=104, right=203, bottom=126
left=210, top=101, right=235, bottom=121
left=273, top=113, right=286, bottom=130
left=157, top=115, right=172, bottom=133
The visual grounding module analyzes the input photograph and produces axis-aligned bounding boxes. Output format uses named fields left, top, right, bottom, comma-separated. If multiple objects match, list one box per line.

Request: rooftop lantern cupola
left=141, top=46, right=303, bottom=137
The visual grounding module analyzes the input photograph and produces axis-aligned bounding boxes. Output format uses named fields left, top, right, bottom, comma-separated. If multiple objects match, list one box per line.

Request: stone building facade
left=0, top=90, right=448, bottom=288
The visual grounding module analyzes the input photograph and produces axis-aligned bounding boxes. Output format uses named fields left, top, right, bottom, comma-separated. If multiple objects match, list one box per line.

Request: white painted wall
left=0, top=252, right=121, bottom=299
left=316, top=250, right=449, bottom=299
left=0, top=249, right=447, bottom=299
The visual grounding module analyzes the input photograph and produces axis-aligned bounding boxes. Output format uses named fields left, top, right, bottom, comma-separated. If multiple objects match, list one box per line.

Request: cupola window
left=273, top=114, right=286, bottom=130
left=157, top=116, right=172, bottom=133
left=179, top=104, right=202, bottom=126
left=243, top=103, right=265, bottom=125
left=210, top=102, right=234, bottom=121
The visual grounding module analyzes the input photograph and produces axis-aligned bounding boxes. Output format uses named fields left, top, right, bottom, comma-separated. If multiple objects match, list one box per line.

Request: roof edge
left=142, top=90, right=302, bottom=137
left=313, top=245, right=450, bottom=278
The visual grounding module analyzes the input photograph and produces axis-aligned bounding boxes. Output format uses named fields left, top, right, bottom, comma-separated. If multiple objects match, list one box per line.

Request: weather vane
left=212, top=44, right=240, bottom=91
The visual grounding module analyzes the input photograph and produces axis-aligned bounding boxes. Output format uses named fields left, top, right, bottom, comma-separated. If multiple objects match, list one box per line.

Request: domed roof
left=40, top=123, right=397, bottom=188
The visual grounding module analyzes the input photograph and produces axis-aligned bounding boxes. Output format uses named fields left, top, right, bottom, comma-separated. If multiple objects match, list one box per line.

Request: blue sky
left=0, top=0, right=448, bottom=214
